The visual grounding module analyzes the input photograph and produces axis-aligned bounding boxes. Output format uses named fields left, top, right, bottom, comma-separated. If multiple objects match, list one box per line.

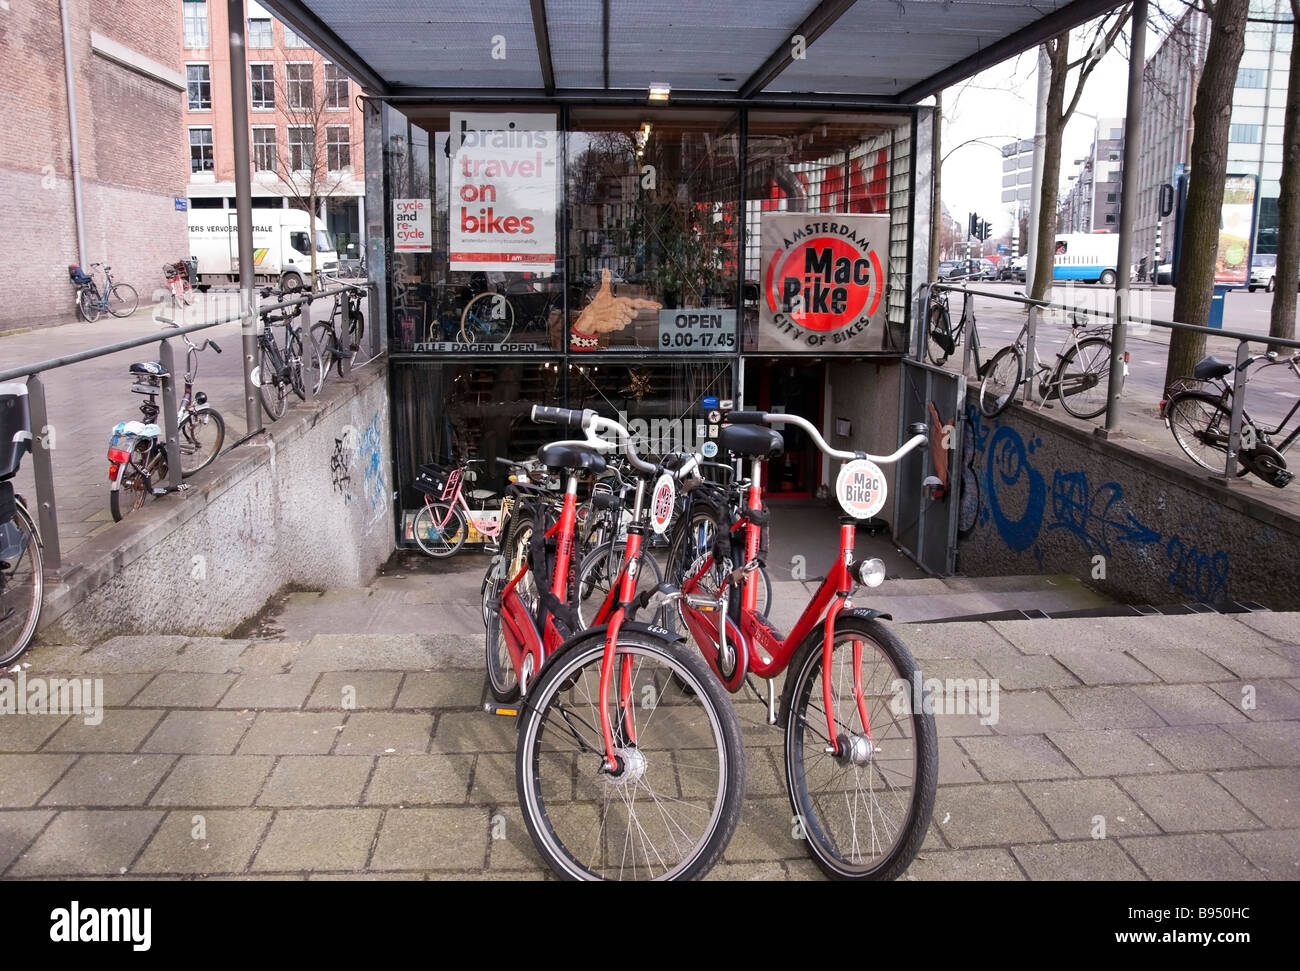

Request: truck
left=187, top=208, right=338, bottom=290
left=1052, top=232, right=1119, bottom=286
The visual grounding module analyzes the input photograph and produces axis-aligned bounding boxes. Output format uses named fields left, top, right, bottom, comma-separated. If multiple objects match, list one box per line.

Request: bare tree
left=1028, top=8, right=1132, bottom=302
left=274, top=63, right=352, bottom=288
left=1165, top=0, right=1251, bottom=390
left=1269, top=0, right=1300, bottom=352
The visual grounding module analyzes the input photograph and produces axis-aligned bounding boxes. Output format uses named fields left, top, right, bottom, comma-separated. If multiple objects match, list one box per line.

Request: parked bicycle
left=494, top=406, right=744, bottom=880
left=0, top=382, right=41, bottom=666
left=256, top=286, right=322, bottom=420
left=411, top=456, right=549, bottom=558
left=163, top=260, right=194, bottom=308
left=69, top=262, right=138, bottom=322
left=106, top=327, right=223, bottom=521
left=312, top=277, right=366, bottom=381
left=671, top=409, right=937, bottom=879
left=1161, top=351, right=1300, bottom=488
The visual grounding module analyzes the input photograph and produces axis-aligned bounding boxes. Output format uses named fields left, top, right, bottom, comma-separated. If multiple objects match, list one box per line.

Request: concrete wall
left=828, top=360, right=902, bottom=528
left=41, top=361, right=394, bottom=643
left=957, top=399, right=1300, bottom=610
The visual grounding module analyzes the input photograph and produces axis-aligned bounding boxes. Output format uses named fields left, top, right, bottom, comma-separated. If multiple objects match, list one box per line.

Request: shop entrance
left=743, top=360, right=825, bottom=497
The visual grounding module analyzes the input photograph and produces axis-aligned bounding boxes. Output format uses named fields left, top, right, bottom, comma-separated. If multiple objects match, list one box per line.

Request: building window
left=1106, top=192, right=1117, bottom=203
left=189, top=127, right=214, bottom=173
left=284, top=25, right=310, bottom=48
left=287, top=63, right=314, bottom=110
left=1230, top=123, right=1261, bottom=144
left=324, top=63, right=349, bottom=109
left=250, top=64, right=275, bottom=110
left=183, top=1, right=209, bottom=49
left=288, top=126, right=313, bottom=172
left=186, top=64, right=211, bottom=110
left=248, top=17, right=273, bottom=48
left=1105, top=214, right=1116, bottom=224
left=327, top=125, right=351, bottom=170
left=253, top=127, right=277, bottom=172
left=1238, top=67, right=1266, bottom=88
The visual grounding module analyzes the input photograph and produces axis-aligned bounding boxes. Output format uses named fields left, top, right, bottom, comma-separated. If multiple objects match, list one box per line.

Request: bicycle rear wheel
left=178, top=407, right=225, bottom=477
left=459, top=292, right=514, bottom=344
left=1054, top=336, right=1112, bottom=420
left=978, top=345, right=1023, bottom=417
left=926, top=303, right=954, bottom=366
left=571, top=542, right=666, bottom=630
left=516, top=631, right=745, bottom=880
left=0, top=500, right=43, bottom=666
left=77, top=289, right=101, bottom=322
left=411, top=501, right=466, bottom=558
left=783, top=615, right=937, bottom=880
left=1165, top=391, right=1236, bottom=473
left=258, top=343, right=288, bottom=421
left=309, top=321, right=334, bottom=391
left=484, top=507, right=537, bottom=702
left=110, top=444, right=167, bottom=522
left=107, top=284, right=138, bottom=318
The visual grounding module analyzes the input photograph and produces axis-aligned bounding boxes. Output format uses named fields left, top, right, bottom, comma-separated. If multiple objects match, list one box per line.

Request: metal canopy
left=262, top=0, right=1122, bottom=103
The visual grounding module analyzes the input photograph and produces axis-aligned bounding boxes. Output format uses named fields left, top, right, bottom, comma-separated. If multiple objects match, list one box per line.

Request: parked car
left=1155, top=262, right=1173, bottom=285
left=945, top=258, right=997, bottom=282
left=997, top=255, right=1027, bottom=282
left=937, top=260, right=961, bottom=280
left=1249, top=253, right=1277, bottom=293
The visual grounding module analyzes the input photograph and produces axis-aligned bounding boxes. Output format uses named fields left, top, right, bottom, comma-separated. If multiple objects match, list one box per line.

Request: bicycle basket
left=68, top=264, right=93, bottom=286
left=415, top=462, right=462, bottom=502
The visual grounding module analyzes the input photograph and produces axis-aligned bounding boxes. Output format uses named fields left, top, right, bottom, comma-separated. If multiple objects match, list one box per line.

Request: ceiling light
left=648, top=82, right=670, bottom=102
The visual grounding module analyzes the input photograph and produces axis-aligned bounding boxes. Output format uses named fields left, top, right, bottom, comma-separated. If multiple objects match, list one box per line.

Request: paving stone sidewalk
left=2, top=564, right=1297, bottom=880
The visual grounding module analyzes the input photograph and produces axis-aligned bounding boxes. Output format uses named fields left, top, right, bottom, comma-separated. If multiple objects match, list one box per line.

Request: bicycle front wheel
left=107, top=284, right=138, bottom=318
left=309, top=321, right=334, bottom=390
left=258, top=344, right=288, bottom=421
left=516, top=631, right=745, bottom=880
left=0, top=500, right=43, bottom=666
left=1165, top=391, right=1236, bottom=473
left=978, top=345, right=1023, bottom=417
left=784, top=615, right=937, bottom=880
left=926, top=302, right=953, bottom=366
left=286, top=331, right=308, bottom=401
left=459, top=292, right=514, bottom=344
left=78, top=289, right=101, bottom=322
left=178, top=407, right=226, bottom=477
left=1054, top=336, right=1112, bottom=420
left=411, top=501, right=466, bottom=558
left=301, top=328, right=324, bottom=398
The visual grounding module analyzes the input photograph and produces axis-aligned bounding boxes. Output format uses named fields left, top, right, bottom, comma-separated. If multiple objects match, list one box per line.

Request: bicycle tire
left=178, top=407, right=226, bottom=477
left=1054, top=336, right=1112, bottom=420
left=1165, top=391, right=1238, bottom=473
left=287, top=330, right=308, bottom=401
left=484, top=507, right=537, bottom=702
left=926, top=302, right=954, bottom=366
left=783, top=615, right=938, bottom=880
left=258, top=343, right=288, bottom=421
left=665, top=497, right=771, bottom=618
left=571, top=541, right=666, bottom=631
left=110, top=444, right=167, bottom=522
left=78, top=289, right=101, bottom=322
left=0, top=499, right=43, bottom=666
left=107, top=283, right=138, bottom=318
left=978, top=345, right=1023, bottom=417
left=412, top=501, right=466, bottom=558
left=301, top=327, right=324, bottom=398
left=345, top=306, right=364, bottom=373
left=459, top=291, right=514, bottom=344
left=309, top=321, right=334, bottom=390
left=515, top=631, right=745, bottom=880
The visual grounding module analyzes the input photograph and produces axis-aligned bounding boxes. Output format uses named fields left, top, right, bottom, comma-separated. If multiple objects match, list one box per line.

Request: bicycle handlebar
left=735, top=411, right=928, bottom=465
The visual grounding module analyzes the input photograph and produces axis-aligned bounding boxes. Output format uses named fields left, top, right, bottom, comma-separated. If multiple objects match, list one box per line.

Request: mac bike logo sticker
left=650, top=472, right=676, bottom=535
left=836, top=459, right=886, bottom=519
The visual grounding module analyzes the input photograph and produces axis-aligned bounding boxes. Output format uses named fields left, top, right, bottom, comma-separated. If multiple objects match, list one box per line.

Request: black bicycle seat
left=720, top=424, right=784, bottom=460
left=129, top=361, right=169, bottom=378
left=537, top=442, right=607, bottom=474
left=1193, top=356, right=1232, bottom=381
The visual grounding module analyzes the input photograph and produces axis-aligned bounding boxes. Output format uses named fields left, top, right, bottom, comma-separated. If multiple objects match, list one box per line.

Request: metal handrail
left=3, top=283, right=371, bottom=576
left=921, top=281, right=1300, bottom=485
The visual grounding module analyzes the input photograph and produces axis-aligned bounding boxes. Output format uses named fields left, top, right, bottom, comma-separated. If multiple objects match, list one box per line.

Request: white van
left=1053, top=233, right=1119, bottom=286
left=188, top=208, right=338, bottom=290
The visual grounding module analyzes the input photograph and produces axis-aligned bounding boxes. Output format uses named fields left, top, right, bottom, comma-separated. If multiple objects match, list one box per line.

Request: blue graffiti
left=1165, top=537, right=1230, bottom=601
left=985, top=424, right=1046, bottom=552
left=1047, top=470, right=1162, bottom=556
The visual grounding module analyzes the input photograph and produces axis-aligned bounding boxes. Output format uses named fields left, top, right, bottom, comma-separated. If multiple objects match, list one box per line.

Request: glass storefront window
left=566, top=108, right=740, bottom=354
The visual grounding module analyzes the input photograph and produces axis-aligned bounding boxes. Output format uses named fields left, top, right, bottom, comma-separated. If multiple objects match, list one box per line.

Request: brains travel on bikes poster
left=449, top=112, right=558, bottom=274
left=758, top=212, right=891, bottom=353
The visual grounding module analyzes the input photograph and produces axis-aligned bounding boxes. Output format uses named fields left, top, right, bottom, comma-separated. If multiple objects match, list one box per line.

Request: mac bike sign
left=759, top=213, right=890, bottom=353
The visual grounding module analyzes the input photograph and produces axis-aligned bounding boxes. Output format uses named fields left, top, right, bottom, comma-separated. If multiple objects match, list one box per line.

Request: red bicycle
left=164, top=261, right=193, bottom=308
left=673, top=410, right=938, bottom=880
left=491, top=406, right=744, bottom=880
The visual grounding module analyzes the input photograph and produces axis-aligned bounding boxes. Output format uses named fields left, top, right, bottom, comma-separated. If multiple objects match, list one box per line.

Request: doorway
left=743, top=360, right=825, bottom=497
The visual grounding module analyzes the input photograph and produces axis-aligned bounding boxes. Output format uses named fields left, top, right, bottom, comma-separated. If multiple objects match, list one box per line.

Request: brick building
left=0, top=1, right=190, bottom=330
left=180, top=1, right=366, bottom=254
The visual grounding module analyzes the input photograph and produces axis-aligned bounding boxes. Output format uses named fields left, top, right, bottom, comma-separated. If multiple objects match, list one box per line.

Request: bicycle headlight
left=855, top=558, right=886, bottom=588
left=194, top=391, right=208, bottom=406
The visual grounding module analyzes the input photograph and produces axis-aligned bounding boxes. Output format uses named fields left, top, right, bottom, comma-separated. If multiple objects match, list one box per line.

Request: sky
left=934, top=5, right=1183, bottom=238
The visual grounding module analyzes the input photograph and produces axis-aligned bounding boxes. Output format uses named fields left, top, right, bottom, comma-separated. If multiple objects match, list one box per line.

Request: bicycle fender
left=533, top=621, right=687, bottom=685
left=774, top=608, right=892, bottom=729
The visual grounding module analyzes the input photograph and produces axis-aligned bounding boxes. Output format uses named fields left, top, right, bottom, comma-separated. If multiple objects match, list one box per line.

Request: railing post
left=1225, top=341, right=1251, bottom=480
left=916, top=281, right=931, bottom=363
left=961, top=290, right=975, bottom=376
left=158, top=338, right=183, bottom=489
left=24, top=374, right=62, bottom=576
left=1023, top=303, right=1039, bottom=405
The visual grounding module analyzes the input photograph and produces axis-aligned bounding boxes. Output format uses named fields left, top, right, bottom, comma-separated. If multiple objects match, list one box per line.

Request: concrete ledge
left=38, top=358, right=394, bottom=643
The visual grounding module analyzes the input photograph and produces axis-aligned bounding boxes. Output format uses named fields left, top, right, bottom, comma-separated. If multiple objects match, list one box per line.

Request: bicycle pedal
left=483, top=703, right=518, bottom=717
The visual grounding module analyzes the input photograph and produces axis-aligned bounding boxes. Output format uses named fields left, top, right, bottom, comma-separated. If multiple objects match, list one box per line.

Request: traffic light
left=968, top=212, right=978, bottom=239
left=978, top=219, right=993, bottom=242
